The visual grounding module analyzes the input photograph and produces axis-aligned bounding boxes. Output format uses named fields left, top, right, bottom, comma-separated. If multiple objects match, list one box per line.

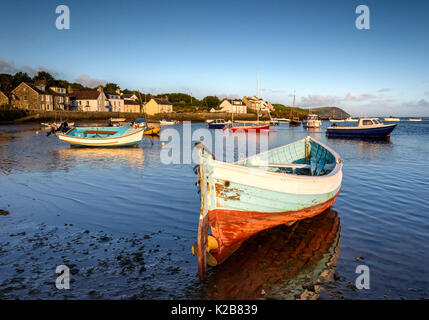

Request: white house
left=122, top=93, right=138, bottom=101
left=243, top=96, right=274, bottom=112
left=106, top=92, right=124, bottom=112
left=70, top=91, right=108, bottom=112
left=217, top=99, right=247, bottom=114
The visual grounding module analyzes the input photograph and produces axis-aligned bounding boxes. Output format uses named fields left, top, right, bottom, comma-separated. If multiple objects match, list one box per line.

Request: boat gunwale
left=58, top=127, right=144, bottom=141
left=199, top=136, right=343, bottom=181
left=327, top=123, right=397, bottom=130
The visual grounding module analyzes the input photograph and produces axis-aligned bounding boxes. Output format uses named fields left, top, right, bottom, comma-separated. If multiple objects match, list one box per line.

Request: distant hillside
left=272, top=105, right=349, bottom=120
left=312, top=107, right=350, bottom=119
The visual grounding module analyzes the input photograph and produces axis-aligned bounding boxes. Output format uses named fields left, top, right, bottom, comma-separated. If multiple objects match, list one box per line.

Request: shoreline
left=1, top=110, right=271, bottom=124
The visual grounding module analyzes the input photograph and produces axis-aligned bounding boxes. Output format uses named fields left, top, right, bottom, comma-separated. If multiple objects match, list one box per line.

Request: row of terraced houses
left=0, top=80, right=275, bottom=115
left=0, top=80, right=173, bottom=115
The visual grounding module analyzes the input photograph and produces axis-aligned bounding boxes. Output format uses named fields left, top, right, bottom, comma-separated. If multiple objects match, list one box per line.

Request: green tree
left=12, top=72, right=32, bottom=88
left=201, top=96, right=220, bottom=110
left=0, top=74, right=13, bottom=93
left=104, top=83, right=120, bottom=93
left=33, top=71, right=55, bottom=87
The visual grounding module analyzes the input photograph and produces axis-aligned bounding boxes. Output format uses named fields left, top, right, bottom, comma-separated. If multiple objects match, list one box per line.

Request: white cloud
left=377, top=88, right=392, bottom=92
left=74, top=74, right=107, bottom=88
left=345, top=92, right=375, bottom=101
left=0, top=59, right=60, bottom=77
left=299, top=94, right=341, bottom=107
left=416, top=99, right=429, bottom=107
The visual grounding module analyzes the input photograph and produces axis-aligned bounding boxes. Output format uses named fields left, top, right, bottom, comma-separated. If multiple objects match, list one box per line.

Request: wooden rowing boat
left=57, top=124, right=144, bottom=147
left=194, top=136, right=343, bottom=280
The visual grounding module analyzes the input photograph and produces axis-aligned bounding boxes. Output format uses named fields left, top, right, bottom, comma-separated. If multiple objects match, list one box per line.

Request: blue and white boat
left=193, top=136, right=343, bottom=280
left=57, top=124, right=144, bottom=147
left=207, top=119, right=228, bottom=129
left=135, top=118, right=147, bottom=128
left=326, top=118, right=396, bottom=138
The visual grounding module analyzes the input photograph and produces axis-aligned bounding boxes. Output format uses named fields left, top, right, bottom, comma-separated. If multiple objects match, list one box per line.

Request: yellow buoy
left=191, top=236, right=219, bottom=267
left=207, top=235, right=218, bottom=251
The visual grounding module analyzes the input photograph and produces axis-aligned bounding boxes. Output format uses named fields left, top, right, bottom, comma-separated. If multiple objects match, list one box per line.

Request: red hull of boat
left=207, top=189, right=340, bottom=265
left=229, top=124, right=270, bottom=132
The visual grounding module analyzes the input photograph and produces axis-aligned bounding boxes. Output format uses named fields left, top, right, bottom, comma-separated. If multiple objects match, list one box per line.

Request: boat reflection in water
left=200, top=208, right=340, bottom=300
left=56, top=147, right=145, bottom=171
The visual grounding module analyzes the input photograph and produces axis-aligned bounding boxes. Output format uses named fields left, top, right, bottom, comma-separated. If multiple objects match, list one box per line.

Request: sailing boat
left=289, top=91, right=301, bottom=126
left=229, top=77, right=270, bottom=132
left=229, top=103, right=269, bottom=132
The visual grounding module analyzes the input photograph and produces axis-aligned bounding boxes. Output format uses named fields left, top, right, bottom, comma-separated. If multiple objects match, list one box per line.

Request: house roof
left=23, top=82, right=52, bottom=95
left=124, top=100, right=139, bottom=105
left=123, top=94, right=136, bottom=98
left=223, top=98, right=245, bottom=106
left=153, top=98, right=172, bottom=105
left=105, top=92, right=122, bottom=98
left=69, top=90, right=101, bottom=100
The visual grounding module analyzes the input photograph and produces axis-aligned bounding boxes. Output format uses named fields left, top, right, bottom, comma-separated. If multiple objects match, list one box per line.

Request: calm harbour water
left=0, top=121, right=428, bottom=299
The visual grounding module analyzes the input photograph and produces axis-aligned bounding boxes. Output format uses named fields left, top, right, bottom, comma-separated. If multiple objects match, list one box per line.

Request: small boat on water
left=409, top=118, right=422, bottom=122
left=384, top=117, right=400, bottom=122
left=193, top=136, right=343, bottom=280
left=109, top=118, right=127, bottom=127
left=303, top=113, right=322, bottom=128
left=135, top=118, right=147, bottom=128
left=289, top=92, right=301, bottom=126
left=277, top=118, right=290, bottom=123
left=270, top=118, right=279, bottom=126
left=160, top=120, right=177, bottom=125
left=57, top=124, right=144, bottom=147
left=229, top=123, right=269, bottom=132
left=143, top=127, right=161, bottom=136
left=207, top=119, right=228, bottom=129
left=289, top=116, right=301, bottom=126
left=326, top=118, right=396, bottom=138
left=41, top=121, right=74, bottom=129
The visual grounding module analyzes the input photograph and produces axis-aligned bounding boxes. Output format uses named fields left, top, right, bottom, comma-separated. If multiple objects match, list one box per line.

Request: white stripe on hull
left=58, top=129, right=144, bottom=147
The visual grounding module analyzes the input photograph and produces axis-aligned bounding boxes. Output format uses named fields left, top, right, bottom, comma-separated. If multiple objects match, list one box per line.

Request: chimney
left=115, top=88, right=121, bottom=95
left=67, top=85, right=72, bottom=94
left=97, top=85, right=103, bottom=92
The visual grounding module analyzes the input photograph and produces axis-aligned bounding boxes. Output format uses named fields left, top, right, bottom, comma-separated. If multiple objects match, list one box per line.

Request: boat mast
left=257, top=71, right=260, bottom=123
left=291, top=90, right=296, bottom=119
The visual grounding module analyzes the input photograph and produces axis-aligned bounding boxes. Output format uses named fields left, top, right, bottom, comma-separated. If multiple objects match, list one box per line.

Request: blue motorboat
left=326, top=118, right=396, bottom=138
left=207, top=119, right=228, bottom=129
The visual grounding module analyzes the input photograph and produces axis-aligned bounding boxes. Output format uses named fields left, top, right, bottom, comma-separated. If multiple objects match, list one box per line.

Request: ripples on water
left=0, top=121, right=428, bottom=299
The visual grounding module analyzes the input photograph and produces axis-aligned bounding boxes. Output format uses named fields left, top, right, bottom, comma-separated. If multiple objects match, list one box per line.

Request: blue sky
left=0, top=0, right=428, bottom=116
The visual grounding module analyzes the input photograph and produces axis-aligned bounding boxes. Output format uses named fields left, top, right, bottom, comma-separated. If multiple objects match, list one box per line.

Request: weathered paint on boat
left=195, top=136, right=343, bottom=280
left=57, top=124, right=144, bottom=147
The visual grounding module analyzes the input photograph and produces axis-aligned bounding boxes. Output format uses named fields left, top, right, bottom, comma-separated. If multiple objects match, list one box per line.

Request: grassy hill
left=272, top=104, right=350, bottom=120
